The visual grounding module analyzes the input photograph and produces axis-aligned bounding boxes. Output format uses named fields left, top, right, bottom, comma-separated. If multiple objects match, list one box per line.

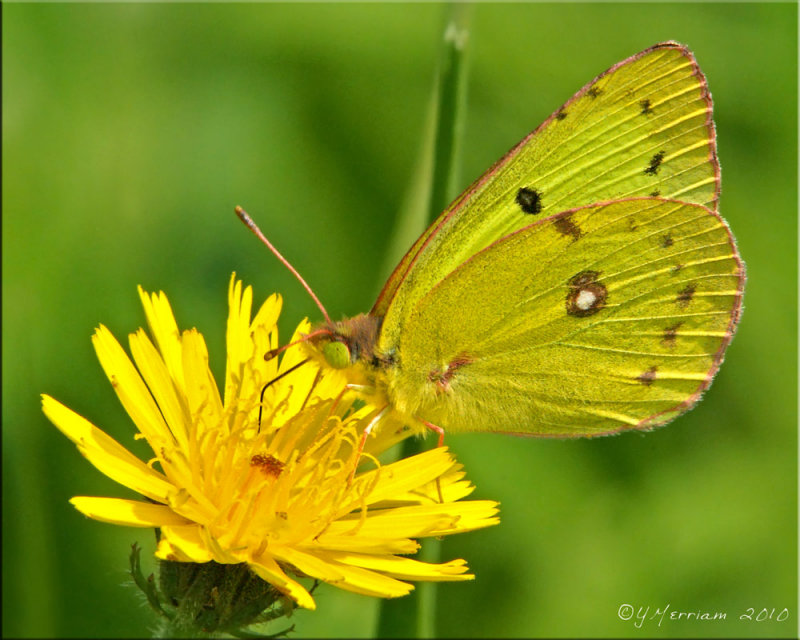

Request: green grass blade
left=374, top=5, right=472, bottom=638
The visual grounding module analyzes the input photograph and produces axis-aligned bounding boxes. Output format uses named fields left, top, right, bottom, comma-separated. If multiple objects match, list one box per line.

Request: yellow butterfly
left=238, top=41, right=744, bottom=451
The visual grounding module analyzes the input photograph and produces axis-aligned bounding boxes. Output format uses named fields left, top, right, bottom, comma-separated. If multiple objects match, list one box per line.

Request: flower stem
left=375, top=5, right=472, bottom=638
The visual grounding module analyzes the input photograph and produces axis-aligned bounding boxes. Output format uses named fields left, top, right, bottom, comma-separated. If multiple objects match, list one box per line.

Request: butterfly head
left=312, top=313, right=383, bottom=371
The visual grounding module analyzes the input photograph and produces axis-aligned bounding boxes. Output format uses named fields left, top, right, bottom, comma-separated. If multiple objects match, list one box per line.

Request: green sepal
left=128, top=543, right=298, bottom=638
left=129, top=542, right=171, bottom=620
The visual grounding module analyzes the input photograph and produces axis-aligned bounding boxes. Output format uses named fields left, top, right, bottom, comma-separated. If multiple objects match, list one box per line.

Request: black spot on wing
left=639, top=98, right=653, bottom=115
left=516, top=187, right=542, bottom=215
left=661, top=235, right=674, bottom=248
left=662, top=323, right=682, bottom=348
left=555, top=108, right=568, bottom=120
left=676, top=283, right=696, bottom=307
left=587, top=85, right=602, bottom=98
left=553, top=213, right=582, bottom=241
left=644, top=151, right=666, bottom=176
left=636, top=366, right=658, bottom=386
left=649, top=189, right=661, bottom=197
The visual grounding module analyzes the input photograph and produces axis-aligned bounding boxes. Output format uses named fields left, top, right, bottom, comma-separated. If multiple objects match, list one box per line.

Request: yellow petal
left=345, top=447, right=457, bottom=512
left=156, top=524, right=214, bottom=562
left=320, top=550, right=473, bottom=581
left=223, top=276, right=253, bottom=407
left=319, top=561, right=413, bottom=599
left=250, top=291, right=282, bottom=336
left=245, top=291, right=282, bottom=402
left=70, top=496, right=191, bottom=527
left=312, top=534, right=420, bottom=555
left=129, top=328, right=190, bottom=451
left=92, top=325, right=169, bottom=443
left=270, top=545, right=345, bottom=583
left=249, top=554, right=316, bottom=610
left=42, top=394, right=173, bottom=501
left=374, top=466, right=475, bottom=506
left=266, top=326, right=319, bottom=425
left=327, top=500, right=500, bottom=539
left=137, top=286, right=185, bottom=392
left=181, top=329, right=223, bottom=426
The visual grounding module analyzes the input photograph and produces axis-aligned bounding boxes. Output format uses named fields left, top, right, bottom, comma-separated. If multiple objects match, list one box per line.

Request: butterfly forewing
left=375, top=42, right=719, bottom=354
left=389, top=198, right=743, bottom=436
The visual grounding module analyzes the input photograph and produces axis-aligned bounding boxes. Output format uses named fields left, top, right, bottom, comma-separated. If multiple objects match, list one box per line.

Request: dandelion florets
left=43, top=274, right=499, bottom=613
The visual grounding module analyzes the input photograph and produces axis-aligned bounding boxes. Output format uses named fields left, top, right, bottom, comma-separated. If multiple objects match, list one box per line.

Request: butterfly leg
left=417, top=418, right=445, bottom=447
left=302, top=385, right=381, bottom=464
left=416, top=417, right=446, bottom=503
left=348, top=405, right=389, bottom=485
left=327, top=383, right=375, bottom=419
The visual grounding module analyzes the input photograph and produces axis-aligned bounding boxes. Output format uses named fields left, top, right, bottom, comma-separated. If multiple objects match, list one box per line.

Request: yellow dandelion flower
left=42, top=274, right=499, bottom=615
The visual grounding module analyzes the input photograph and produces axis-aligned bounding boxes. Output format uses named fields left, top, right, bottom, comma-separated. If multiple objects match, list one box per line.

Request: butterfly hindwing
left=386, top=198, right=743, bottom=436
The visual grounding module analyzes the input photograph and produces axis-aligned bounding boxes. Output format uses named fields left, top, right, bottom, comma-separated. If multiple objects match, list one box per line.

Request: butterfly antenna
left=235, top=206, right=333, bottom=325
left=257, top=357, right=311, bottom=430
left=263, top=328, right=335, bottom=361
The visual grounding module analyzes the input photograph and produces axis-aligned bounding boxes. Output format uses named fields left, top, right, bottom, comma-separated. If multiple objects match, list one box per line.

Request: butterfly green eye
left=322, top=340, right=351, bottom=369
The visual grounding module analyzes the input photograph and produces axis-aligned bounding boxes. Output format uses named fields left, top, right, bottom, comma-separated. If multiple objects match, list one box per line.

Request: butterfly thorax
left=312, top=313, right=446, bottom=427
left=313, top=313, right=468, bottom=429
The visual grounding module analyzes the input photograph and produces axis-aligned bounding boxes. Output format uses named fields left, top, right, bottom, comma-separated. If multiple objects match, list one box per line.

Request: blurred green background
left=3, top=3, right=797, bottom=638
